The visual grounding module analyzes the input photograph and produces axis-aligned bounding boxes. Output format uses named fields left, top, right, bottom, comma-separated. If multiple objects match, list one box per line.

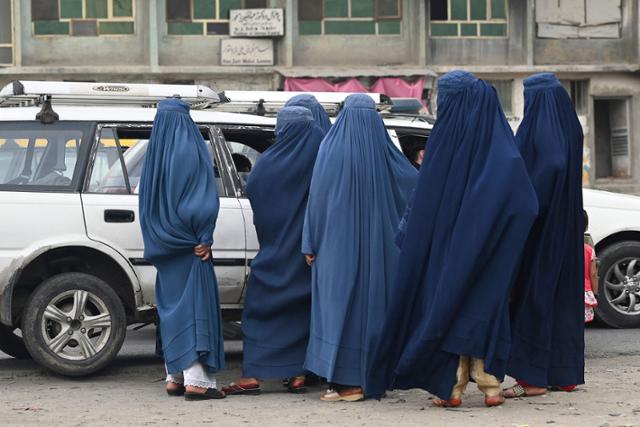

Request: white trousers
left=166, top=361, right=217, bottom=389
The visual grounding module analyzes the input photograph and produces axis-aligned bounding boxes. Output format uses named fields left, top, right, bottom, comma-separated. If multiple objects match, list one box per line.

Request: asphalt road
left=1, top=325, right=639, bottom=426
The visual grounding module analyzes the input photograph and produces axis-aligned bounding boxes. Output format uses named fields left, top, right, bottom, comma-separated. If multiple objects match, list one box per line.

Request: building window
left=299, top=0, right=402, bottom=35
left=560, top=79, right=589, bottom=116
left=0, top=0, right=13, bottom=66
left=486, top=79, right=513, bottom=116
left=430, top=0, right=508, bottom=38
left=166, top=0, right=267, bottom=35
left=32, top=0, right=135, bottom=36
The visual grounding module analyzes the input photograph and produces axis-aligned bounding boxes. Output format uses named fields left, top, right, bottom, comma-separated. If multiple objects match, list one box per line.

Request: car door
left=80, top=123, right=247, bottom=307
left=216, top=124, right=276, bottom=301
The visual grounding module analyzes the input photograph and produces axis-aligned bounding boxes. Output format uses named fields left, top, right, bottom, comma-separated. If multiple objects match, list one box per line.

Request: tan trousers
left=450, top=356, right=502, bottom=399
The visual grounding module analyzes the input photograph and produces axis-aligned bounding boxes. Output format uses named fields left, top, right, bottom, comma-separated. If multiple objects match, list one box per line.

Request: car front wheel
left=596, top=241, right=640, bottom=328
left=21, top=273, right=126, bottom=376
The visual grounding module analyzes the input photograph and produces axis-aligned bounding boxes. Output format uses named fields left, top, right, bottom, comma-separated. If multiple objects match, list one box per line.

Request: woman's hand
left=194, top=244, right=211, bottom=261
left=304, top=254, right=316, bottom=266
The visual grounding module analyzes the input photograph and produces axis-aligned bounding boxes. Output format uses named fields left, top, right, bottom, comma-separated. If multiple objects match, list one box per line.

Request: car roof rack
left=214, top=90, right=392, bottom=116
left=0, top=80, right=222, bottom=109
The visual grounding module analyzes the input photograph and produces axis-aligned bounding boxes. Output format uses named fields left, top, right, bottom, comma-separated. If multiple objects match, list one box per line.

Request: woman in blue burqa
left=221, top=106, right=325, bottom=396
left=368, top=71, right=538, bottom=407
left=139, top=98, right=225, bottom=401
left=503, top=73, right=584, bottom=399
left=302, top=93, right=418, bottom=402
left=285, top=94, right=332, bottom=133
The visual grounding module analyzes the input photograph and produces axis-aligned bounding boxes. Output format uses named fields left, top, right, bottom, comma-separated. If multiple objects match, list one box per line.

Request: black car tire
left=21, top=273, right=127, bottom=376
left=595, top=241, right=640, bottom=328
left=0, top=325, right=31, bottom=359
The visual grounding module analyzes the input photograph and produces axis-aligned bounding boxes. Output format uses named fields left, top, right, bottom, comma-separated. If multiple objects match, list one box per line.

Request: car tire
left=21, top=273, right=126, bottom=376
left=0, top=325, right=31, bottom=359
left=595, top=241, right=640, bottom=328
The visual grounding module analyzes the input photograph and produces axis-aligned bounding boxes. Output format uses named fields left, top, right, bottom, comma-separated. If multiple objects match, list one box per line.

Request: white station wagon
left=0, top=81, right=638, bottom=377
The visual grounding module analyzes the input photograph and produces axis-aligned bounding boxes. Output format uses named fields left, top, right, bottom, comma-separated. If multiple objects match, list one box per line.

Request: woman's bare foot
left=165, top=381, right=185, bottom=396
left=185, top=385, right=207, bottom=394
left=503, top=384, right=546, bottom=399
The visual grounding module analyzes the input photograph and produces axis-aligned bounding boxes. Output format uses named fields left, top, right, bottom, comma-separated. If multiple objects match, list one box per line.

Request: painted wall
left=19, top=0, right=150, bottom=67
left=426, top=1, right=529, bottom=66
left=534, top=0, right=638, bottom=65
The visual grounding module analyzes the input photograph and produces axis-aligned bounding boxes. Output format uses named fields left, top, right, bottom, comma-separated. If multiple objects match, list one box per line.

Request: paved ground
left=1, top=325, right=639, bottom=426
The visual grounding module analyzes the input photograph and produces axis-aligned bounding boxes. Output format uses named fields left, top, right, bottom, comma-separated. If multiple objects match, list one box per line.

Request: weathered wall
left=426, top=0, right=528, bottom=66
left=535, top=0, right=638, bottom=64
left=291, top=0, right=418, bottom=67
left=19, top=0, right=150, bottom=67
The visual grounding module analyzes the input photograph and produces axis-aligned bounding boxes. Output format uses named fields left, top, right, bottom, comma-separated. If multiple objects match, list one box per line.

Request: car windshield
left=0, top=122, right=90, bottom=189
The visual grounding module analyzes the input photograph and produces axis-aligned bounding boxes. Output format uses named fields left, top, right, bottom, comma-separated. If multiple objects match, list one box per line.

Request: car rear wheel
left=0, top=325, right=31, bottom=359
left=596, top=241, right=640, bottom=328
left=21, top=273, right=126, bottom=376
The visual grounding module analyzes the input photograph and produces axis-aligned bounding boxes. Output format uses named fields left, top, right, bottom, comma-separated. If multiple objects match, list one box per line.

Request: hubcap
left=41, top=290, right=112, bottom=361
left=604, top=257, right=640, bottom=316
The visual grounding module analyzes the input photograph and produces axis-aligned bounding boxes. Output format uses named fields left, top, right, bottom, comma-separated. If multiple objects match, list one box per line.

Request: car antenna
left=256, top=99, right=266, bottom=116
left=35, top=95, right=59, bottom=124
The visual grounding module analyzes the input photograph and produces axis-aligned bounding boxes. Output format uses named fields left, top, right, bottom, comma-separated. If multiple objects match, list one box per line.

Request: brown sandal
left=433, top=398, right=462, bottom=408
left=221, top=381, right=261, bottom=396
left=287, top=376, right=307, bottom=394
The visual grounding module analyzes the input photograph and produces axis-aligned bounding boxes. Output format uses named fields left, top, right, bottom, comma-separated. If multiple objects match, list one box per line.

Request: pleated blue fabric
left=302, top=94, right=418, bottom=390
left=139, top=99, right=224, bottom=374
left=285, top=94, right=332, bottom=133
left=368, top=71, right=538, bottom=400
left=241, top=106, right=325, bottom=379
left=507, top=73, right=585, bottom=388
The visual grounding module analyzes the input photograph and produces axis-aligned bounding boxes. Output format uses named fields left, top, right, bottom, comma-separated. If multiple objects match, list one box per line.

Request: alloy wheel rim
left=604, top=257, right=640, bottom=316
left=40, top=289, right=112, bottom=361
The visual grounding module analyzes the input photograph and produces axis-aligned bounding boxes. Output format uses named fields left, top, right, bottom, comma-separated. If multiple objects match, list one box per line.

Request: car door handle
left=104, top=209, right=135, bottom=223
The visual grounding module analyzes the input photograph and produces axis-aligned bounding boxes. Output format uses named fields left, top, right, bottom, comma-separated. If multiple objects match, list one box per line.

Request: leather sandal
left=320, top=387, right=364, bottom=402
left=503, top=384, right=546, bottom=399
left=433, top=398, right=462, bottom=408
left=184, top=388, right=226, bottom=401
left=287, top=376, right=307, bottom=394
left=222, top=381, right=261, bottom=396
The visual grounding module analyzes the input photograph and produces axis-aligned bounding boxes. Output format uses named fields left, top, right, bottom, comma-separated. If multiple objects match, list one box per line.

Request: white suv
left=0, top=81, right=639, bottom=377
left=0, top=82, right=432, bottom=375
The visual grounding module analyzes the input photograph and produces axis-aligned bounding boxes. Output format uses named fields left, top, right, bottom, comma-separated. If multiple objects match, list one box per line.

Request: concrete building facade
left=0, top=0, right=639, bottom=193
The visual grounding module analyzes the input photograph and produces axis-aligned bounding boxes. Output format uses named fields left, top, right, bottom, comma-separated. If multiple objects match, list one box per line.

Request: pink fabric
left=284, top=77, right=425, bottom=100
left=584, top=244, right=594, bottom=292
left=284, top=77, right=368, bottom=93
left=370, top=78, right=425, bottom=100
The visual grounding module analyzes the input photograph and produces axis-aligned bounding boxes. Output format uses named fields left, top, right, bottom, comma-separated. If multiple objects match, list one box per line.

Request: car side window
left=218, top=126, right=275, bottom=195
left=0, top=122, right=88, bottom=190
left=228, top=142, right=261, bottom=190
left=88, top=126, right=224, bottom=195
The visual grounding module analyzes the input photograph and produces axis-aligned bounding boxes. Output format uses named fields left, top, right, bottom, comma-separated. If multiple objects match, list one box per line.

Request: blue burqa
left=507, top=73, right=585, bottom=388
left=368, top=71, right=538, bottom=400
left=302, top=94, right=418, bottom=390
left=285, top=94, right=332, bottom=133
left=241, top=106, right=325, bottom=379
left=139, top=99, right=224, bottom=374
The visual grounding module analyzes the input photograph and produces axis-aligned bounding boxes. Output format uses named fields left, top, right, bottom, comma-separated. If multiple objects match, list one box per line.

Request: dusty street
left=1, top=326, right=639, bottom=427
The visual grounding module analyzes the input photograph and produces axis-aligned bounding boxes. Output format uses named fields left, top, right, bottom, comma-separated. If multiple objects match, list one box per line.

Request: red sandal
left=287, top=376, right=307, bottom=394
left=433, top=398, right=462, bottom=408
left=221, top=381, right=261, bottom=396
